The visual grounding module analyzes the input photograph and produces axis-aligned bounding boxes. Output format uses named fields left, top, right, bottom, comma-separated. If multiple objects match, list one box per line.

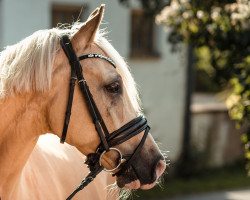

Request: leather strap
left=60, top=35, right=113, bottom=151
left=66, top=166, right=104, bottom=200
left=60, top=37, right=77, bottom=143
left=113, top=126, right=150, bottom=177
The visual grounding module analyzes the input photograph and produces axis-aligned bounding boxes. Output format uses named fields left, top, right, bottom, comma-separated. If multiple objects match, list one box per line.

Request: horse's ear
left=72, top=4, right=104, bottom=46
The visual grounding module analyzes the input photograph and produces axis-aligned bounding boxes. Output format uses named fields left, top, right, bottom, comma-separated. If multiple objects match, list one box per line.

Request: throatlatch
left=60, top=35, right=150, bottom=200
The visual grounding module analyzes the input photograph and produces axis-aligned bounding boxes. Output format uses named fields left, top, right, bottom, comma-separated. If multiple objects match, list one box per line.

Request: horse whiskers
left=155, top=141, right=170, bottom=163
left=157, top=149, right=170, bottom=187
left=105, top=181, right=119, bottom=199
left=119, top=188, right=134, bottom=200
left=156, top=173, right=165, bottom=189
left=105, top=181, right=134, bottom=200
left=161, top=150, right=170, bottom=165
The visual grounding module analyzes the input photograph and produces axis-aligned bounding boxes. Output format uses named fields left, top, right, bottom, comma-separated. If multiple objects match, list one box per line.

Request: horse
left=0, top=4, right=166, bottom=200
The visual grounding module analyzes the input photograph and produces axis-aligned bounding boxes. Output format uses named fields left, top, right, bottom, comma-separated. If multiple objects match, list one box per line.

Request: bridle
left=60, top=35, right=150, bottom=200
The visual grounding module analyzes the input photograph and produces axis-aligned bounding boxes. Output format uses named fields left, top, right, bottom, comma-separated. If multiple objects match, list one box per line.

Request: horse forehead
left=81, top=56, right=118, bottom=82
left=82, top=61, right=118, bottom=87
left=83, top=57, right=112, bottom=71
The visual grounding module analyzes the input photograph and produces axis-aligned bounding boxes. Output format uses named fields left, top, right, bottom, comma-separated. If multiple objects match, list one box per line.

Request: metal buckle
left=99, top=147, right=126, bottom=172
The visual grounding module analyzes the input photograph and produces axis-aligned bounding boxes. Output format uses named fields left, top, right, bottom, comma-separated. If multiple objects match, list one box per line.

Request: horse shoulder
left=13, top=134, right=118, bottom=200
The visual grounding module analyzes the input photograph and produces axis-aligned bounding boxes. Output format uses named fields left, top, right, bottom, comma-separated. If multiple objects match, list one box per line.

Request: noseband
left=60, top=35, right=150, bottom=200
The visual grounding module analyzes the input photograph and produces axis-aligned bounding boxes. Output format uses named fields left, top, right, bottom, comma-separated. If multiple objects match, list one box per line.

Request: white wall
left=2, top=0, right=49, bottom=46
left=129, top=30, right=186, bottom=160
left=0, top=0, right=186, bottom=161
left=191, top=110, right=244, bottom=167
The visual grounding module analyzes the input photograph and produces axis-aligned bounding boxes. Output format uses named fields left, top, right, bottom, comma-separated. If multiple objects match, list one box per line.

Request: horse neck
left=0, top=92, right=49, bottom=195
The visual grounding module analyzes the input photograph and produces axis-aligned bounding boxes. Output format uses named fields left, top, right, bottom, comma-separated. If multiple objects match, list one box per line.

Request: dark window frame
left=51, top=4, right=86, bottom=28
left=130, top=9, right=159, bottom=59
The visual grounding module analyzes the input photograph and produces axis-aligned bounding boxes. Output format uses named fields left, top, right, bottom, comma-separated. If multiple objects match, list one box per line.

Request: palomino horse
left=0, top=4, right=166, bottom=200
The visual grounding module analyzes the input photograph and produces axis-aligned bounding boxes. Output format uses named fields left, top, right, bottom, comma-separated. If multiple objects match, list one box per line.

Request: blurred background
left=1, top=0, right=249, bottom=199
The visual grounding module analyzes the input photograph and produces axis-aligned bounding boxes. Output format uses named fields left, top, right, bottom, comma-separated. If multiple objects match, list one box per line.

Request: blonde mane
left=0, top=24, right=141, bottom=112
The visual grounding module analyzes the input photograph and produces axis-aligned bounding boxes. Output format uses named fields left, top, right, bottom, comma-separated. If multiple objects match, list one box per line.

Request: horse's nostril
left=155, top=159, right=166, bottom=179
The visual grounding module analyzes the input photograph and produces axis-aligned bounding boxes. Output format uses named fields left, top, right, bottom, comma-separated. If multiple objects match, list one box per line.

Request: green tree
left=156, top=0, right=250, bottom=173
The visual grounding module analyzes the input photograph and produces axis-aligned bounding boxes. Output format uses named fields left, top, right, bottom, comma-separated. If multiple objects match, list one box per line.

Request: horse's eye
left=105, top=81, right=121, bottom=94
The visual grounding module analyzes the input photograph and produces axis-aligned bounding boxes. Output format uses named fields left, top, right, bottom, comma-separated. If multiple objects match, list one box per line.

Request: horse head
left=47, top=5, right=166, bottom=191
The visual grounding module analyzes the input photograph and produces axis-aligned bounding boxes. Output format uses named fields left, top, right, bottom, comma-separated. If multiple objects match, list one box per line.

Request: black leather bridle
left=60, top=35, right=150, bottom=200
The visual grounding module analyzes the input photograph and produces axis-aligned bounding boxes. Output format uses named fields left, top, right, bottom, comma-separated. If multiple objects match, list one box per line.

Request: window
left=130, top=10, right=159, bottom=58
left=51, top=4, right=85, bottom=28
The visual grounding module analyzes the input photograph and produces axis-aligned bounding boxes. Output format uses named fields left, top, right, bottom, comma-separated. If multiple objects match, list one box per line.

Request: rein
left=60, top=35, right=150, bottom=200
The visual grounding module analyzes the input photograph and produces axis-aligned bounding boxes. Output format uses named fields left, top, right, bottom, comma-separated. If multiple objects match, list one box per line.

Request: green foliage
left=157, top=0, right=250, bottom=172
left=195, top=46, right=229, bottom=92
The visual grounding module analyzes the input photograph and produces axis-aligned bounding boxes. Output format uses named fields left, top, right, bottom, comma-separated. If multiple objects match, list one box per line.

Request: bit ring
left=99, top=147, right=124, bottom=172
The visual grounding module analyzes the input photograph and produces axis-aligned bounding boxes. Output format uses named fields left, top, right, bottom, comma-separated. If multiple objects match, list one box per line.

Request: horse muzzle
left=117, top=155, right=166, bottom=189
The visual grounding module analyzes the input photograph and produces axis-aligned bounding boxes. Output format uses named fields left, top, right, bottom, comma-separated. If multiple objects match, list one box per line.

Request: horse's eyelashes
left=105, top=81, right=122, bottom=94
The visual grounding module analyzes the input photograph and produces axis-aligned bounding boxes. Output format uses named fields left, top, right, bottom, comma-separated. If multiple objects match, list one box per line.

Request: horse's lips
left=122, top=180, right=157, bottom=190
left=123, top=180, right=141, bottom=189
left=121, top=159, right=166, bottom=190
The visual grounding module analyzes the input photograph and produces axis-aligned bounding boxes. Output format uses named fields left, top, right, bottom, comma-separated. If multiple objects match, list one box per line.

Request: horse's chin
left=122, top=179, right=157, bottom=190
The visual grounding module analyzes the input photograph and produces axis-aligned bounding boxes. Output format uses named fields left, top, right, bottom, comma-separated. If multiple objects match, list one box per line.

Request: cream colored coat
left=14, top=134, right=117, bottom=200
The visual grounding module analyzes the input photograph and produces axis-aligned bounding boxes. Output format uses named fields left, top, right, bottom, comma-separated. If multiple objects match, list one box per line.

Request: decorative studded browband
left=60, top=35, right=150, bottom=200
